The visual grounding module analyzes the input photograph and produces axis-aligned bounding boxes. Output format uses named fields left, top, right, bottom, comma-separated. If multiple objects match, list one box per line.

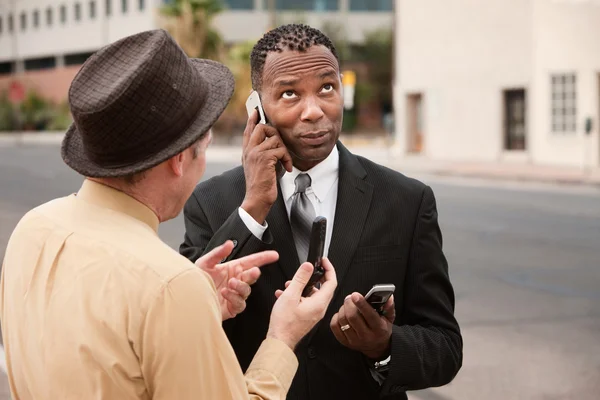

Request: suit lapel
left=327, top=142, right=374, bottom=290
left=267, top=182, right=300, bottom=280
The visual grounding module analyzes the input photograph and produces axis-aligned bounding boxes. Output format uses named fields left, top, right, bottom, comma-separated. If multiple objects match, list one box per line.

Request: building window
left=25, top=56, right=57, bottom=71
left=8, top=14, right=13, bottom=33
left=46, top=7, right=53, bottom=26
left=551, top=74, right=577, bottom=133
left=61, top=5, right=67, bottom=24
left=90, top=1, right=97, bottom=18
left=224, top=0, right=254, bottom=9
left=0, top=62, right=14, bottom=75
left=122, top=0, right=128, bottom=13
left=20, top=12, right=27, bottom=31
left=349, top=0, right=392, bottom=11
left=0, top=16, right=3, bottom=35
left=65, top=52, right=95, bottom=66
left=106, top=0, right=112, bottom=16
left=33, top=10, right=40, bottom=28
left=139, top=0, right=145, bottom=11
left=276, top=0, right=338, bottom=11
left=74, top=3, right=82, bottom=21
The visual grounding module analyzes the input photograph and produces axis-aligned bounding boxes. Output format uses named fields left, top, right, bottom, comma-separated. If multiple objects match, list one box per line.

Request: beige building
left=0, top=0, right=392, bottom=102
left=393, top=0, right=600, bottom=169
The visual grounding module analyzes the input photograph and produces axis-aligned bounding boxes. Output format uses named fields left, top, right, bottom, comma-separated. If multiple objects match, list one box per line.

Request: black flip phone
left=302, top=216, right=327, bottom=297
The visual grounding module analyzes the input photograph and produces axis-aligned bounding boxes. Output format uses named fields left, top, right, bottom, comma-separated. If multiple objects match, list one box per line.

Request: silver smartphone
left=365, top=284, right=395, bottom=315
left=245, top=90, right=268, bottom=125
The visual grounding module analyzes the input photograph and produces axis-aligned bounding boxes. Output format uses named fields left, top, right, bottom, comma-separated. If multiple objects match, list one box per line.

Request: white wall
left=530, top=0, right=600, bottom=168
left=395, top=0, right=533, bottom=161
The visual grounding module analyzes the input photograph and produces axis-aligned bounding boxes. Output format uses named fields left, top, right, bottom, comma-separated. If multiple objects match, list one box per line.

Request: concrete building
left=393, top=0, right=600, bottom=169
left=0, top=0, right=392, bottom=102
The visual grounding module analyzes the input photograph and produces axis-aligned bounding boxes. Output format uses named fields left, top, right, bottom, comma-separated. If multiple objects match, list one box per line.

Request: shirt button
left=308, top=347, right=317, bottom=359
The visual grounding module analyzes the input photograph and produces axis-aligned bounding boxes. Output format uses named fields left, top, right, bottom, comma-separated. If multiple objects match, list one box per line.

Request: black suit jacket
left=180, top=142, right=462, bottom=399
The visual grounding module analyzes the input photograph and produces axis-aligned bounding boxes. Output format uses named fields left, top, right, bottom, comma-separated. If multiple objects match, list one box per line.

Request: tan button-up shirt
left=0, top=180, right=298, bottom=399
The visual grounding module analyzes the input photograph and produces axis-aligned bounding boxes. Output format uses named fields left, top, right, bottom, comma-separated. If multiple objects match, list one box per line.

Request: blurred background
left=0, top=1, right=599, bottom=399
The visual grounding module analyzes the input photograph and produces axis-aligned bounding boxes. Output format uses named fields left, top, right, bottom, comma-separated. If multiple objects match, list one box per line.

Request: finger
left=257, top=134, right=285, bottom=151
left=228, top=278, right=251, bottom=300
left=330, top=313, right=349, bottom=345
left=195, top=241, right=234, bottom=269
left=382, top=294, right=396, bottom=323
left=308, top=257, right=337, bottom=302
left=284, top=280, right=291, bottom=289
left=222, top=288, right=246, bottom=315
left=248, top=122, right=272, bottom=148
left=337, top=305, right=357, bottom=343
left=229, top=250, right=279, bottom=272
left=350, top=293, right=385, bottom=330
left=344, top=295, right=370, bottom=338
left=275, top=289, right=284, bottom=299
left=243, top=109, right=259, bottom=149
left=284, top=262, right=314, bottom=298
left=240, top=267, right=261, bottom=286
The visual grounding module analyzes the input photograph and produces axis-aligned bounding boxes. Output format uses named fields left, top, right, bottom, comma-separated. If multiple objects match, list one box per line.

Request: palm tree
left=159, top=0, right=225, bottom=60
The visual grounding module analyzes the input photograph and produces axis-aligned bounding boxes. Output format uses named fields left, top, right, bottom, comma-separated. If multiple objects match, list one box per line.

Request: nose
left=300, top=96, right=325, bottom=123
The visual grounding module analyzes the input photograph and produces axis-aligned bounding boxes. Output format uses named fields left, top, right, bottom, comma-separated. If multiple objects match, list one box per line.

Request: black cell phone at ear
left=302, top=216, right=327, bottom=297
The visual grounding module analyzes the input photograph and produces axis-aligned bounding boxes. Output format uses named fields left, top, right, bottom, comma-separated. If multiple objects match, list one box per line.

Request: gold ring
left=340, top=324, right=351, bottom=332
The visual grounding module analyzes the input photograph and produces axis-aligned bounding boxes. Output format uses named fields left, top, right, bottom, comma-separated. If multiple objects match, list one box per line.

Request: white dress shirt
left=238, top=146, right=339, bottom=258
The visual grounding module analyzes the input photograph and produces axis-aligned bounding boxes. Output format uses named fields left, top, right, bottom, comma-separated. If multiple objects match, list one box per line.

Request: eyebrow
left=275, top=78, right=300, bottom=87
left=274, top=70, right=338, bottom=87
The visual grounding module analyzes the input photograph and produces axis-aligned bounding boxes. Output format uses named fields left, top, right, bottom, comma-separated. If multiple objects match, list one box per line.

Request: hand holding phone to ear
left=241, top=92, right=293, bottom=224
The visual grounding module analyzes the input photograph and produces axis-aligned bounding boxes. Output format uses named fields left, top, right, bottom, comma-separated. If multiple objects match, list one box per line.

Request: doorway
left=503, top=89, right=527, bottom=151
left=406, top=93, right=423, bottom=153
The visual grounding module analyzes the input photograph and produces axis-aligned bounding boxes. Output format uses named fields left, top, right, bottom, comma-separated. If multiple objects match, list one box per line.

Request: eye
left=282, top=90, right=297, bottom=99
left=321, top=84, right=334, bottom=93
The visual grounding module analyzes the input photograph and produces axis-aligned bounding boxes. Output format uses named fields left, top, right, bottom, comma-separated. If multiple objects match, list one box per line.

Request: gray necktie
left=290, top=173, right=316, bottom=263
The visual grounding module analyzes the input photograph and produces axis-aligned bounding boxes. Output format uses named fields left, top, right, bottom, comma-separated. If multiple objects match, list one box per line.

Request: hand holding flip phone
left=302, top=216, right=327, bottom=297
left=365, top=284, right=395, bottom=315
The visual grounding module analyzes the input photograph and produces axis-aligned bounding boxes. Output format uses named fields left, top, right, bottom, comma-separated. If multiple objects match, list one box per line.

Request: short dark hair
left=250, top=24, right=339, bottom=91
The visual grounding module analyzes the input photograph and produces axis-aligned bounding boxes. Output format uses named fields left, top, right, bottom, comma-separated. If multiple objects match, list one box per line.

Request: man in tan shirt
left=0, top=29, right=337, bottom=399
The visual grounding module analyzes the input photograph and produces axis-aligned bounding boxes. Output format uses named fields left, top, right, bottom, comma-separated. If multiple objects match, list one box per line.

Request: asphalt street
left=0, top=144, right=599, bottom=400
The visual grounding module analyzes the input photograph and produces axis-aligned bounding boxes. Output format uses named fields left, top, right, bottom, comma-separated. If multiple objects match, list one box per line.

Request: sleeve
left=179, top=191, right=273, bottom=265
left=141, top=268, right=298, bottom=400
left=381, top=185, right=463, bottom=395
left=238, top=207, right=268, bottom=240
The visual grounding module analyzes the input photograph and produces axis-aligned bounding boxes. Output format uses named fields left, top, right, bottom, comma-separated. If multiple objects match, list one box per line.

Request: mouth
left=299, top=130, right=329, bottom=145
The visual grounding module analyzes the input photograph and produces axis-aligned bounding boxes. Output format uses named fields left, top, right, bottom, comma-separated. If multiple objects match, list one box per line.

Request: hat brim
left=61, top=59, right=235, bottom=178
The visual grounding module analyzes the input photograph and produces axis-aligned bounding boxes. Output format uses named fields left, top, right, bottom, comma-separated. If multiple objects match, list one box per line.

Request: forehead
left=262, top=45, right=339, bottom=87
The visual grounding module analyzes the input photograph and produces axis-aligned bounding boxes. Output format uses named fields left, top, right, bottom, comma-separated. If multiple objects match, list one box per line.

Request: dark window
left=60, top=5, right=67, bottom=24
left=349, top=0, right=392, bottom=11
left=551, top=74, right=577, bottom=133
left=20, top=12, right=27, bottom=31
left=46, top=7, right=53, bottom=26
left=8, top=14, right=14, bottom=32
left=106, top=0, right=112, bottom=16
left=504, top=89, right=526, bottom=150
left=276, top=0, right=338, bottom=11
left=25, top=57, right=57, bottom=71
left=90, top=1, right=97, bottom=18
left=0, top=62, right=13, bottom=75
left=74, top=3, right=82, bottom=21
left=139, top=0, right=145, bottom=11
left=65, top=52, right=95, bottom=66
left=224, top=0, right=254, bottom=9
left=0, top=16, right=3, bottom=34
left=122, top=0, right=128, bottom=13
left=33, top=10, right=40, bottom=28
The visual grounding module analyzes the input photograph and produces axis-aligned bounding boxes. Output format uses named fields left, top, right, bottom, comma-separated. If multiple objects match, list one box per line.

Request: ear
left=167, top=151, right=185, bottom=178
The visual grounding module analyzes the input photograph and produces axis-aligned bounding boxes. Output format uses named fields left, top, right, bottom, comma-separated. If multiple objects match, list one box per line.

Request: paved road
left=0, top=144, right=599, bottom=400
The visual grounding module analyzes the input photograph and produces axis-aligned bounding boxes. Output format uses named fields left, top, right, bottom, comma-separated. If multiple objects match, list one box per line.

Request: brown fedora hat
left=61, top=29, right=234, bottom=178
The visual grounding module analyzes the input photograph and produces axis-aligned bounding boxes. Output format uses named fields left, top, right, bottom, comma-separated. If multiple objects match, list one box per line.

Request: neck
left=88, top=178, right=169, bottom=222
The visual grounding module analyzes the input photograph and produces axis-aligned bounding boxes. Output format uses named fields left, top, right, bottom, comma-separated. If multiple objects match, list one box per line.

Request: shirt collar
left=75, top=179, right=160, bottom=232
left=280, top=145, right=340, bottom=203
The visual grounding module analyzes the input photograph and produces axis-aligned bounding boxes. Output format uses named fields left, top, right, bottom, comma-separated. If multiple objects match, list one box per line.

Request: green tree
left=160, top=0, right=225, bottom=60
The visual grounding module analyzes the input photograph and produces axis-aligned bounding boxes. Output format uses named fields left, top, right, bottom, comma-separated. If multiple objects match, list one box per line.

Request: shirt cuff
left=246, top=337, right=299, bottom=393
left=238, top=207, right=268, bottom=240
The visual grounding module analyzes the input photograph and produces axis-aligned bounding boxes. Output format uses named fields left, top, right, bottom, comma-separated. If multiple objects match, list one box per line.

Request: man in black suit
left=180, top=24, right=462, bottom=400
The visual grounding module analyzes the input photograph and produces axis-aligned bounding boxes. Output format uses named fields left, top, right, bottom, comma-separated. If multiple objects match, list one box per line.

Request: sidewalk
left=2, top=132, right=599, bottom=187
